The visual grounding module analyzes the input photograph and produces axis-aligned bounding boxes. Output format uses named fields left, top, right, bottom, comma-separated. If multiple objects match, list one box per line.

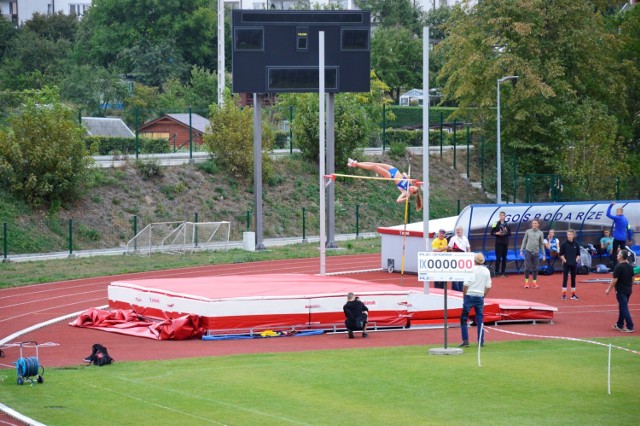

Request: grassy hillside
left=0, top=152, right=490, bottom=255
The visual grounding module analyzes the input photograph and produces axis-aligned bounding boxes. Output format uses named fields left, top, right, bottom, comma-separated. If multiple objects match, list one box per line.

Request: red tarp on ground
left=69, top=307, right=205, bottom=340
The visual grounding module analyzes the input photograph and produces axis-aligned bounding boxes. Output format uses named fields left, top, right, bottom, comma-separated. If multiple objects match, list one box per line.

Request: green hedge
left=85, top=136, right=172, bottom=155
left=388, top=106, right=479, bottom=129
left=388, top=106, right=459, bottom=128
left=385, top=128, right=482, bottom=147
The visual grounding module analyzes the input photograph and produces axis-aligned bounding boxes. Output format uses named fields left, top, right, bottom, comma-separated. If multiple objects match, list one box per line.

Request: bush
left=203, top=94, right=274, bottom=180
left=273, top=131, right=289, bottom=149
left=85, top=136, right=171, bottom=155
left=134, top=159, right=163, bottom=180
left=0, top=88, right=92, bottom=207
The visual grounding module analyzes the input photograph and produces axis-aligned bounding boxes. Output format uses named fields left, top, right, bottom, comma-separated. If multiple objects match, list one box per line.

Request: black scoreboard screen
left=232, top=10, right=371, bottom=94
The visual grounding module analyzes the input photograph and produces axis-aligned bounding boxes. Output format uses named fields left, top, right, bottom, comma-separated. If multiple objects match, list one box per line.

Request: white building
left=0, top=0, right=90, bottom=25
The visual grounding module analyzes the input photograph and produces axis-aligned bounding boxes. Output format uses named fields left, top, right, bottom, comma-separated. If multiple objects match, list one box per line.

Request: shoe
left=571, top=294, right=580, bottom=300
left=621, top=328, right=635, bottom=333
left=500, top=274, right=506, bottom=278
left=612, top=324, right=624, bottom=331
left=459, top=341, right=469, bottom=347
left=532, top=284, right=540, bottom=289
left=561, top=295, right=567, bottom=300
left=362, top=332, right=368, bottom=338
left=83, top=355, right=93, bottom=363
left=524, top=284, right=529, bottom=289
left=347, top=158, right=357, bottom=168
left=348, top=331, right=354, bottom=339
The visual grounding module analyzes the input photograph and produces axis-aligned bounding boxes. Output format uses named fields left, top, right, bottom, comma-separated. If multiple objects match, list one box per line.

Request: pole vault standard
left=319, top=31, right=326, bottom=275
left=422, top=25, right=431, bottom=294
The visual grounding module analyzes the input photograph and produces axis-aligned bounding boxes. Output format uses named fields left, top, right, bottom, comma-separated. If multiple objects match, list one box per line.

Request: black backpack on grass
left=85, top=344, right=114, bottom=366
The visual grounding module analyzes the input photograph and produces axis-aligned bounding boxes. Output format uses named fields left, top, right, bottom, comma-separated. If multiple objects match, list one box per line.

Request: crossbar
left=328, top=173, right=423, bottom=185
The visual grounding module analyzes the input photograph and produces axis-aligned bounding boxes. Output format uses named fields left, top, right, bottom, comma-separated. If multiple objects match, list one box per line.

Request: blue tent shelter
left=455, top=200, right=639, bottom=272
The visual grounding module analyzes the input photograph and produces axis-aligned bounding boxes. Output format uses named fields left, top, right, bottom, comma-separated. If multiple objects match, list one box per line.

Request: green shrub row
left=385, top=128, right=481, bottom=146
left=85, top=136, right=172, bottom=155
left=388, top=106, right=459, bottom=128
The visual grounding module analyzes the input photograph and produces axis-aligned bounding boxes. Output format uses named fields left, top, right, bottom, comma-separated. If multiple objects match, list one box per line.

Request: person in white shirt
left=459, top=252, right=492, bottom=348
left=448, top=225, right=471, bottom=291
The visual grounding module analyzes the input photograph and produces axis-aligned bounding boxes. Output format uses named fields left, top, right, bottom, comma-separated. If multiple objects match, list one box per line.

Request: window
left=297, top=27, right=308, bottom=51
left=341, top=29, right=369, bottom=51
left=235, top=28, right=264, bottom=51
left=69, top=3, right=90, bottom=17
left=267, top=67, right=338, bottom=91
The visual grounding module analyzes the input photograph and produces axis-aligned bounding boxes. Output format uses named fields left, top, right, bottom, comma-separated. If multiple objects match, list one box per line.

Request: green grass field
left=2, top=339, right=639, bottom=425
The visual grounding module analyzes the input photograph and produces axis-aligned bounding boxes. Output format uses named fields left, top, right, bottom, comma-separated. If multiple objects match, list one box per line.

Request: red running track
left=1, top=253, right=637, bottom=371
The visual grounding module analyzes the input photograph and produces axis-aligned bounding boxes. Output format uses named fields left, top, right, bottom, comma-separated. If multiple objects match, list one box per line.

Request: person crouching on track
left=343, top=292, right=369, bottom=338
left=459, top=253, right=492, bottom=348
left=347, top=159, right=422, bottom=210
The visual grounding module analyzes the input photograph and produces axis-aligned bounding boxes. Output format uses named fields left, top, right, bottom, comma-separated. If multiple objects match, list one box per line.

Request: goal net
left=126, top=221, right=231, bottom=255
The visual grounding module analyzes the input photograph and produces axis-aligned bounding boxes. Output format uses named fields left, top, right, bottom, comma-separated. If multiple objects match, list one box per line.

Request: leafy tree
left=75, top=0, right=217, bottom=79
left=424, top=6, right=452, bottom=92
left=436, top=0, right=630, bottom=199
left=115, top=38, right=189, bottom=87
left=0, top=88, right=92, bottom=207
left=122, top=83, right=161, bottom=128
left=371, top=26, right=423, bottom=103
left=358, top=0, right=424, bottom=34
left=0, top=17, right=17, bottom=59
left=611, top=5, right=640, bottom=189
left=184, top=66, right=219, bottom=111
left=0, top=30, right=70, bottom=90
left=23, top=12, right=79, bottom=42
left=0, top=12, right=77, bottom=91
left=203, top=93, right=274, bottom=180
left=156, top=66, right=219, bottom=113
left=59, top=65, right=129, bottom=116
left=282, top=94, right=373, bottom=167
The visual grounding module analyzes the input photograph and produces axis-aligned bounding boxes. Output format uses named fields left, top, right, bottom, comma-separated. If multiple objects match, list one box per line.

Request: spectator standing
left=448, top=226, right=471, bottom=291
left=491, top=211, right=511, bottom=277
left=600, top=229, right=613, bottom=256
left=459, top=252, right=492, bottom=348
left=343, top=293, right=369, bottom=338
left=520, top=219, right=546, bottom=288
left=431, top=229, right=449, bottom=289
left=605, top=250, right=634, bottom=333
left=558, top=229, right=581, bottom=301
left=606, top=202, right=632, bottom=266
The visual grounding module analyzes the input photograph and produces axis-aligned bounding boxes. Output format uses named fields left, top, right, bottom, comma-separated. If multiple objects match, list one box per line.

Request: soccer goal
left=126, top=221, right=231, bottom=255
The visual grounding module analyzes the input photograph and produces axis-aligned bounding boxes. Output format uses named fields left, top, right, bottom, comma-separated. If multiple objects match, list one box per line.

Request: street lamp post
left=496, top=75, right=518, bottom=204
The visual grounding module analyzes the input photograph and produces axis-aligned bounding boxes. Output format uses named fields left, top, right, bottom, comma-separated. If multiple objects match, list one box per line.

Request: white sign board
left=418, top=252, right=475, bottom=282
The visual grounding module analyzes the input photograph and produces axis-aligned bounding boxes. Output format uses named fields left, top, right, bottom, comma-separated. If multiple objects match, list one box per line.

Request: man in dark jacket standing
left=559, top=229, right=581, bottom=301
left=491, top=211, right=511, bottom=277
left=605, top=249, right=635, bottom=333
left=343, top=293, right=369, bottom=338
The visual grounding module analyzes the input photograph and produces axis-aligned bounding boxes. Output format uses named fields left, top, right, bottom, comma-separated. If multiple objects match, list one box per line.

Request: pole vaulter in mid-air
left=341, top=158, right=423, bottom=210
left=324, top=158, right=424, bottom=279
